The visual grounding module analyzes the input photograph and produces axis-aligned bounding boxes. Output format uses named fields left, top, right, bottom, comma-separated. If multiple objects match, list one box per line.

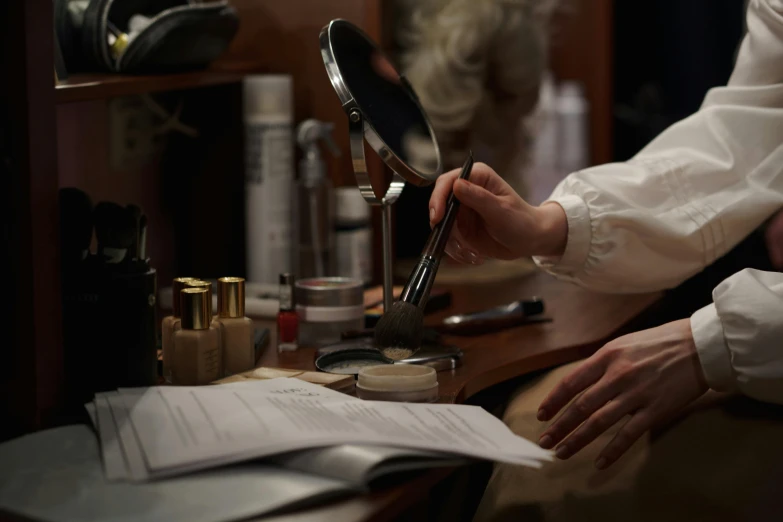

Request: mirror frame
left=319, top=19, right=443, bottom=206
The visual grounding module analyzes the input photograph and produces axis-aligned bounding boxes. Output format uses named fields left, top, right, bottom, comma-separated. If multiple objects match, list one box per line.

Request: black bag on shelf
left=54, top=0, right=239, bottom=74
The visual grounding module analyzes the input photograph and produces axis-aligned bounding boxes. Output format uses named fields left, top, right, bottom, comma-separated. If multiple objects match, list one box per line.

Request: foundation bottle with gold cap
left=214, top=277, right=255, bottom=376
left=162, top=277, right=194, bottom=383
left=184, top=279, right=214, bottom=313
left=171, top=287, right=222, bottom=385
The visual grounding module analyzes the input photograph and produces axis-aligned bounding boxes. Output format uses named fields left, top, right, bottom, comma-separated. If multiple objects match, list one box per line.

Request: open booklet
left=86, top=378, right=551, bottom=486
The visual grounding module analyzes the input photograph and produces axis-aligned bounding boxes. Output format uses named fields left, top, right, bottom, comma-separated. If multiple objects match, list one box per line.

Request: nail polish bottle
left=277, top=273, right=299, bottom=352
left=171, top=287, right=222, bottom=385
left=162, top=277, right=194, bottom=383
left=214, top=277, right=255, bottom=376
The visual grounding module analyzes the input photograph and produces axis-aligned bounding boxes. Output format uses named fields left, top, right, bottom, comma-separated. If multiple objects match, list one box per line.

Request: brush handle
left=422, top=153, right=473, bottom=259
left=399, top=153, right=473, bottom=309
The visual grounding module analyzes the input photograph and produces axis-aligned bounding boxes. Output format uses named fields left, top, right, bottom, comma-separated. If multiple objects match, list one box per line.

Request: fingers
left=428, top=163, right=505, bottom=227
left=429, top=170, right=461, bottom=227
left=452, top=179, right=500, bottom=215
left=549, top=399, right=630, bottom=459
left=595, top=412, right=651, bottom=470
left=444, top=224, right=483, bottom=265
left=538, top=355, right=608, bottom=422
left=538, top=380, right=618, bottom=450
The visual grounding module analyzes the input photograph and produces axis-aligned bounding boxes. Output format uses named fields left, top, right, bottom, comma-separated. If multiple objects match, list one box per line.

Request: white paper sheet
left=0, top=425, right=353, bottom=522
left=95, top=393, right=129, bottom=481
left=108, top=379, right=550, bottom=481
left=105, top=391, right=150, bottom=481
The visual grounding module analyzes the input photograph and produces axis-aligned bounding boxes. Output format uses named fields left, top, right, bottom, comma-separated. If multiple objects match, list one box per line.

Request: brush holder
left=62, top=260, right=158, bottom=408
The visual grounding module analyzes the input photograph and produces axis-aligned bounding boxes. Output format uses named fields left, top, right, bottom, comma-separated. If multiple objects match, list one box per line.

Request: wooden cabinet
left=1, top=0, right=389, bottom=439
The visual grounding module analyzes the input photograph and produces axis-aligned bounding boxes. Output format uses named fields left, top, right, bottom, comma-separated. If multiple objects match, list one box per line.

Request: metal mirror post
left=319, top=19, right=443, bottom=314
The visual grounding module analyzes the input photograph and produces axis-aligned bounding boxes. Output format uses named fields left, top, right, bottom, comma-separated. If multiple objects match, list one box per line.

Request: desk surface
left=257, top=270, right=661, bottom=522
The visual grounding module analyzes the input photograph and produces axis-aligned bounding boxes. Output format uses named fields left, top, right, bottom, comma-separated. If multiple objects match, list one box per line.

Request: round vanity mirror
left=319, top=19, right=443, bottom=204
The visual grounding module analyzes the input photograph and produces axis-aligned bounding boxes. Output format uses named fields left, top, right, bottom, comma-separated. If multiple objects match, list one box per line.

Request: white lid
left=243, top=75, right=293, bottom=118
left=335, top=187, right=371, bottom=223
left=357, top=364, right=437, bottom=392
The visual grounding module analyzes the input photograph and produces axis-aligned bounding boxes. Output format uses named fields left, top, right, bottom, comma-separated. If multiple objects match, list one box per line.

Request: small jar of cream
left=295, top=277, right=364, bottom=346
left=356, top=364, right=438, bottom=403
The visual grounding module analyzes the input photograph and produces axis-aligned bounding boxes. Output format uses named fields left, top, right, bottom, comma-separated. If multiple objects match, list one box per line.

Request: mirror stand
left=347, top=109, right=404, bottom=313
left=320, top=19, right=442, bottom=317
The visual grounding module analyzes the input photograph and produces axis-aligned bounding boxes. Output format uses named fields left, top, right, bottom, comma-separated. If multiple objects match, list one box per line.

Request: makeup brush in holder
left=374, top=153, right=474, bottom=358
left=60, top=191, right=158, bottom=409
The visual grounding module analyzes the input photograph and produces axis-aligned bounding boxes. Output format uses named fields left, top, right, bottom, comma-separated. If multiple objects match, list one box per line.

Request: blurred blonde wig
left=394, top=0, right=560, bottom=193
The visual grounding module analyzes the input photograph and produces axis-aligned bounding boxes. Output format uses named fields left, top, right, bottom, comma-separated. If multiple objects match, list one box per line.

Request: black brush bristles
left=126, top=204, right=142, bottom=259
left=94, top=202, right=137, bottom=264
left=373, top=301, right=424, bottom=359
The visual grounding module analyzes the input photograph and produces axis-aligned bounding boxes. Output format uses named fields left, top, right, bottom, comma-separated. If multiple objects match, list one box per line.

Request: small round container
left=356, top=364, right=439, bottom=403
left=315, top=347, right=392, bottom=375
left=295, top=277, right=364, bottom=346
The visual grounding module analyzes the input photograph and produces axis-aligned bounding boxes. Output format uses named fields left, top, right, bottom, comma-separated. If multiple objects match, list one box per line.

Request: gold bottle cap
left=180, top=288, right=211, bottom=330
left=185, top=279, right=213, bottom=304
left=171, top=277, right=195, bottom=317
left=218, top=277, right=245, bottom=318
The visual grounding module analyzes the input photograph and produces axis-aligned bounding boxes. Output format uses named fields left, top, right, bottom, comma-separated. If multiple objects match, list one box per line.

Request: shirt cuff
left=533, top=194, right=592, bottom=274
left=691, top=303, right=736, bottom=393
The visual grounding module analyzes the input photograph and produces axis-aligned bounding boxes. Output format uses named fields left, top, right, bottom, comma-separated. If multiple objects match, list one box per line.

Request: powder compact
left=315, top=347, right=392, bottom=375
left=315, top=339, right=463, bottom=376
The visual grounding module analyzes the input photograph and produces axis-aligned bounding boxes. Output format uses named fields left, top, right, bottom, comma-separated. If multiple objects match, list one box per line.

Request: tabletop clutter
left=0, top=268, right=554, bottom=521
left=0, top=378, right=552, bottom=522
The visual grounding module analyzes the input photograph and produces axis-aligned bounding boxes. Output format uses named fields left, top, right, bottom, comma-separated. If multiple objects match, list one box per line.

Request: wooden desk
left=257, top=271, right=661, bottom=522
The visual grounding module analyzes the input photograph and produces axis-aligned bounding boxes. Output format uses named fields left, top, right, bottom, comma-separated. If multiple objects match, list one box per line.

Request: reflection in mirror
left=389, top=0, right=560, bottom=258
left=393, top=0, right=559, bottom=188
left=328, top=20, right=441, bottom=199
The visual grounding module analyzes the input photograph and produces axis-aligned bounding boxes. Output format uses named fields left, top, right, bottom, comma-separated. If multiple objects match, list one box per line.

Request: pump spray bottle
left=295, top=119, right=340, bottom=278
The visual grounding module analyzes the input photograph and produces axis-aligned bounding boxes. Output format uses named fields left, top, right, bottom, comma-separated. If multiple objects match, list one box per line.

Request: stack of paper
left=87, top=378, right=551, bottom=483
left=0, top=425, right=355, bottom=522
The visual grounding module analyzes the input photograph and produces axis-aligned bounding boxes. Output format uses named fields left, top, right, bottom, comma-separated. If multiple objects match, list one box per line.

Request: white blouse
left=535, top=0, right=783, bottom=403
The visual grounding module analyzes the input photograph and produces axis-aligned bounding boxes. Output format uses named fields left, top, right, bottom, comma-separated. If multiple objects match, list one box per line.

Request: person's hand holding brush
left=428, top=163, right=568, bottom=264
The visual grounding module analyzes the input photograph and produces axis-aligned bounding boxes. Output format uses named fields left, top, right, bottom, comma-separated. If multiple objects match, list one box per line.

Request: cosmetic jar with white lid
left=295, top=277, right=364, bottom=346
left=356, top=364, right=439, bottom=403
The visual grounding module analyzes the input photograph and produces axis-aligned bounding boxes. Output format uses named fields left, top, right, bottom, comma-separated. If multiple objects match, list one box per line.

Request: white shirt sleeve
left=534, top=0, right=783, bottom=294
left=691, top=269, right=783, bottom=404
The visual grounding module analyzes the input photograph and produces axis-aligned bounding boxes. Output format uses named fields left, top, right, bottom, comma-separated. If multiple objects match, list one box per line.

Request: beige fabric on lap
left=474, top=361, right=783, bottom=522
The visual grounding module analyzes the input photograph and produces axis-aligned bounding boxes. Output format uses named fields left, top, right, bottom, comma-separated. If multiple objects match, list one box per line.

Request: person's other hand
left=766, top=208, right=783, bottom=269
left=428, top=163, right=567, bottom=263
left=536, top=319, right=709, bottom=470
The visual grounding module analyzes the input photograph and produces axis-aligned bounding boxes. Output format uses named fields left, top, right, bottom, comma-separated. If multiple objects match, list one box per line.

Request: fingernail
left=429, top=207, right=435, bottom=221
left=537, top=408, right=547, bottom=421
left=595, top=458, right=608, bottom=470
left=538, top=435, right=553, bottom=449
left=555, top=445, right=569, bottom=459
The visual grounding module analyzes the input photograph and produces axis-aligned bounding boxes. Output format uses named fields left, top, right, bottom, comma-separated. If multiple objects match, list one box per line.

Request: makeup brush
left=94, top=202, right=138, bottom=265
left=126, top=204, right=142, bottom=260
left=374, top=152, right=474, bottom=360
left=59, top=188, right=94, bottom=265
left=138, top=214, right=148, bottom=261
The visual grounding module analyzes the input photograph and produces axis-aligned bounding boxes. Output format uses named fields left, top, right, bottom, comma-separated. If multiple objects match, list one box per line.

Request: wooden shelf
left=55, top=66, right=260, bottom=104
